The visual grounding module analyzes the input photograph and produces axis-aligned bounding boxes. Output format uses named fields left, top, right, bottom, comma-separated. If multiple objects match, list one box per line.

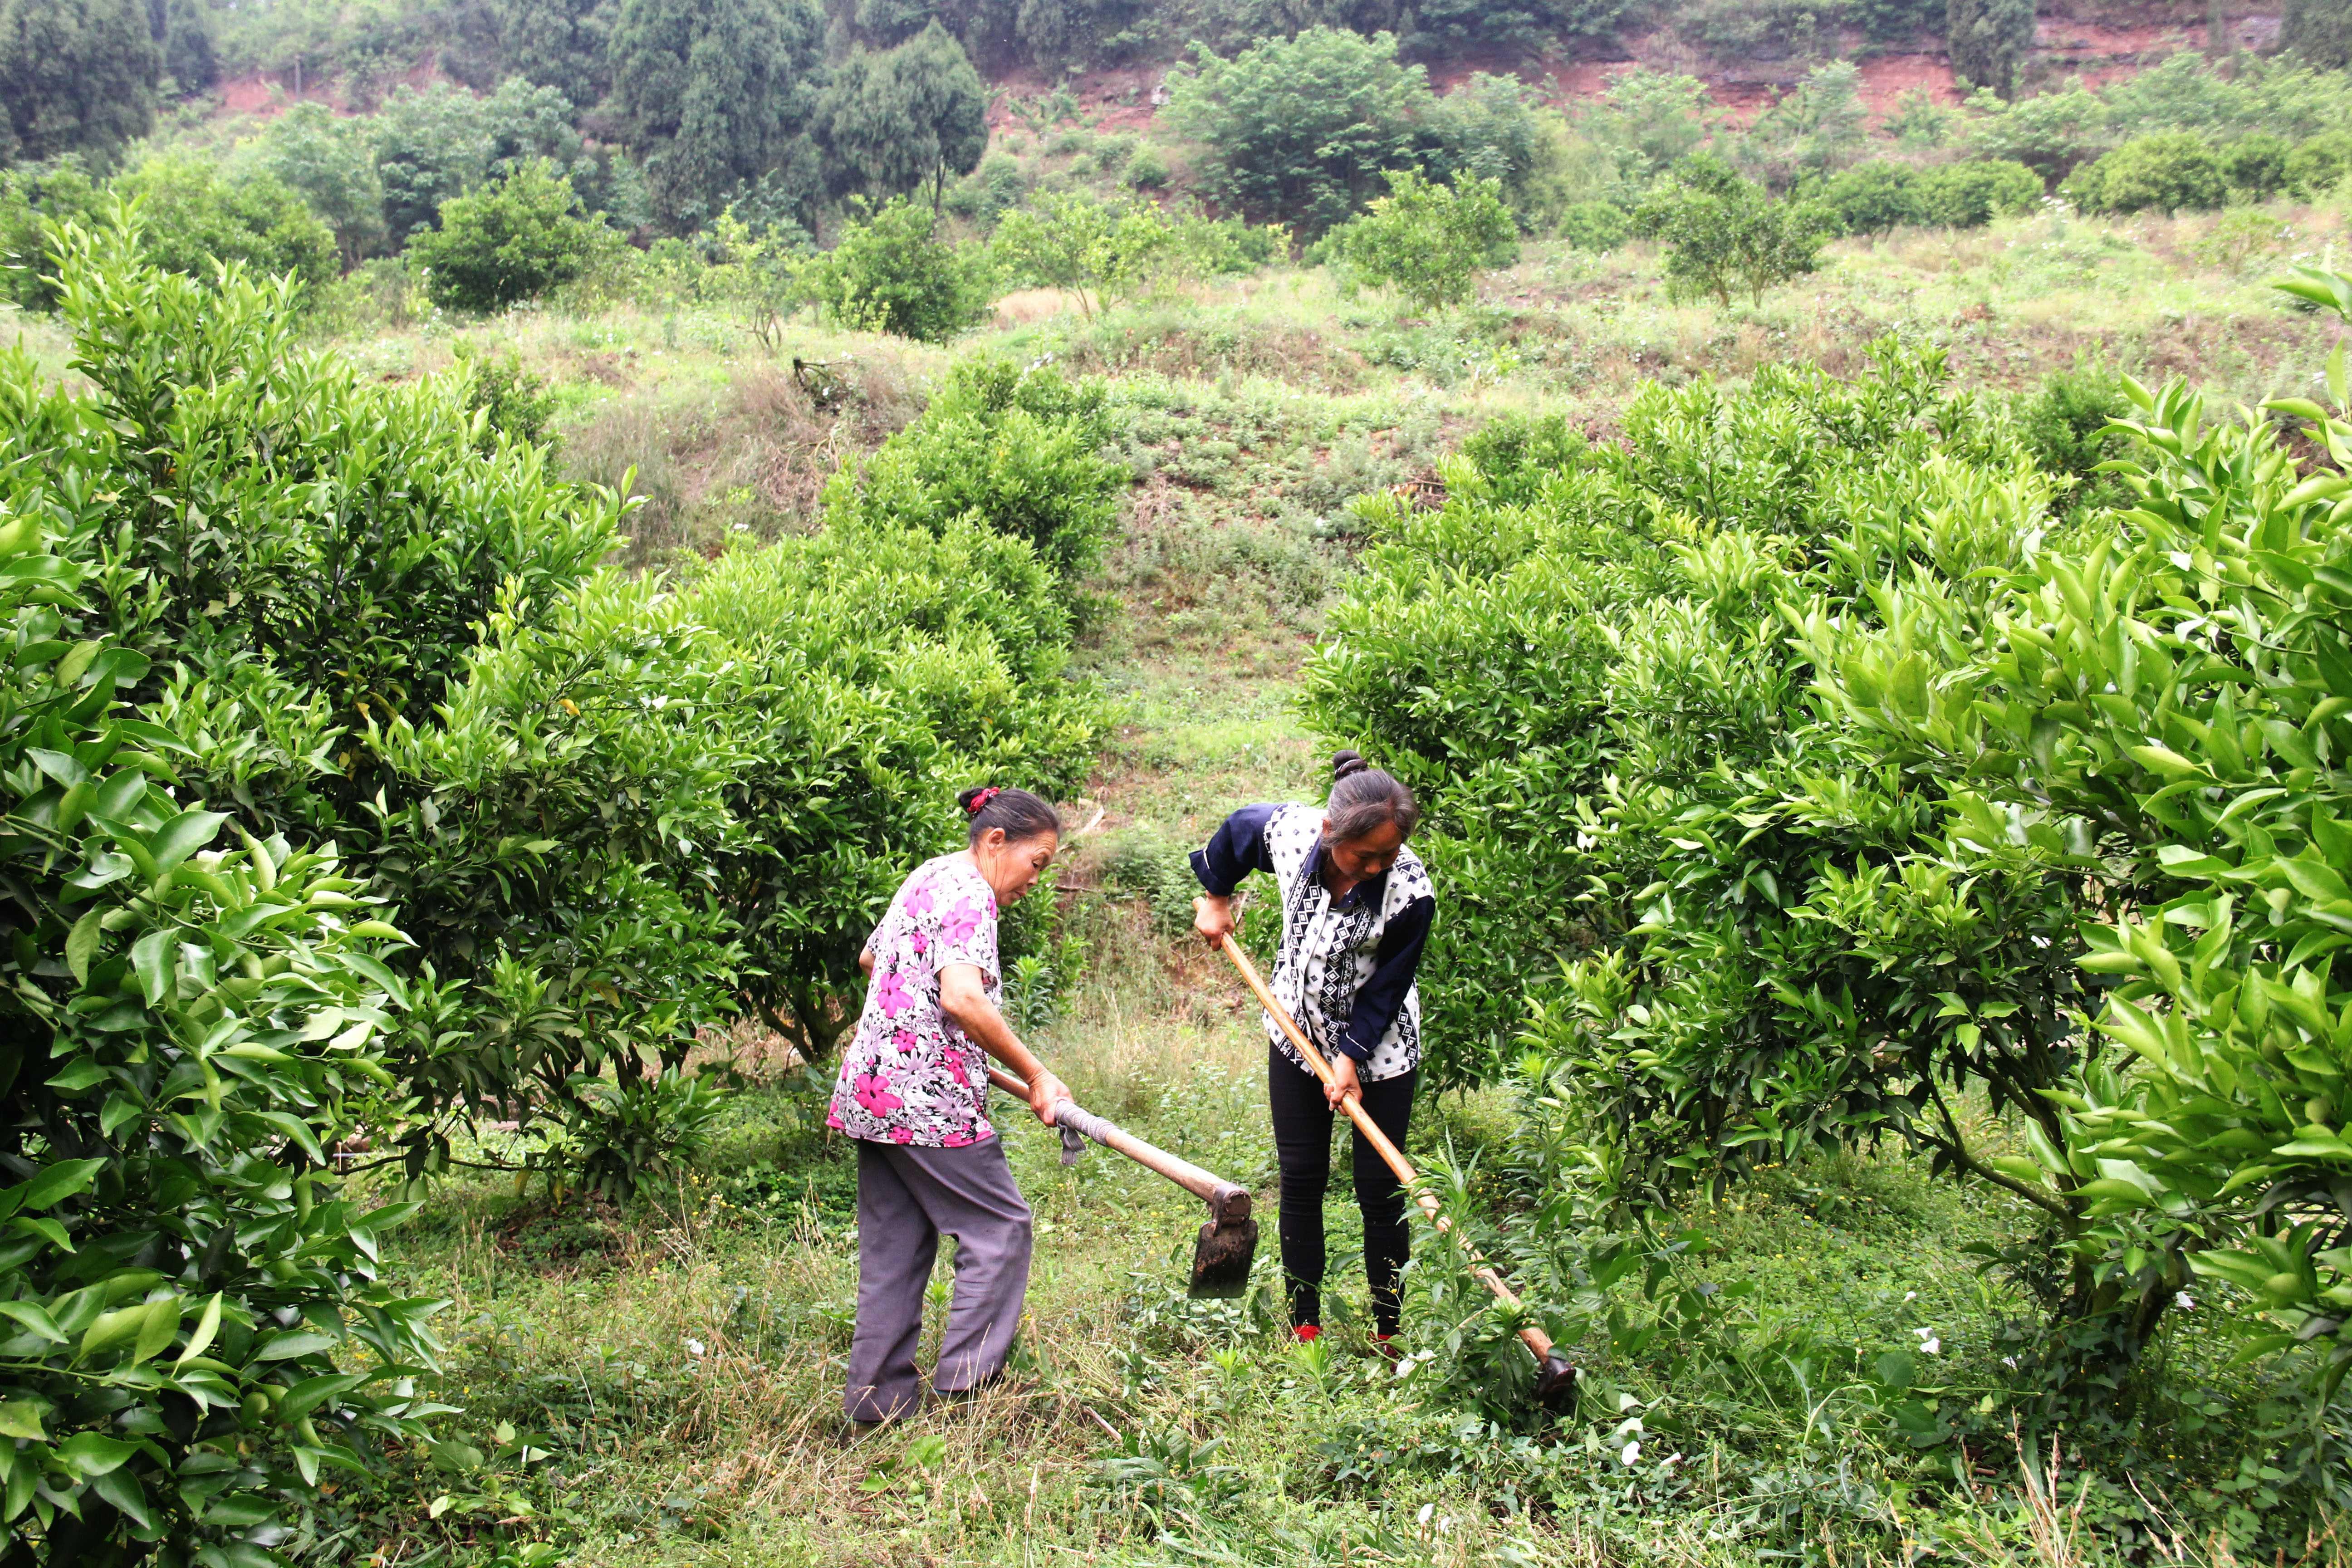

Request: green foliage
left=1556, top=198, right=1627, bottom=251
left=1403, top=0, right=1627, bottom=51
left=838, top=356, right=1127, bottom=583
left=1331, top=168, right=1515, bottom=314
left=1585, top=66, right=1711, bottom=183
left=0, top=276, right=446, bottom=1556
left=2064, top=131, right=2228, bottom=216
left=1122, top=147, right=1170, bottom=190
left=157, top=0, right=215, bottom=92
left=495, top=0, right=612, bottom=110
left=1301, top=343, right=2034, bottom=1095
left=945, top=149, right=1028, bottom=221
left=1819, top=159, right=1925, bottom=236
left=372, top=77, right=612, bottom=248
left=1740, top=61, right=1869, bottom=187
left=0, top=156, right=101, bottom=308
left=992, top=191, right=1183, bottom=318
left=409, top=158, right=607, bottom=312
left=2221, top=132, right=2292, bottom=200
left=1916, top=157, right=2043, bottom=227
left=1164, top=27, right=1431, bottom=236
left=0, top=0, right=159, bottom=167
left=2284, top=0, right=2352, bottom=69
left=454, top=341, right=561, bottom=452
left=1948, top=0, right=2034, bottom=99
left=114, top=154, right=340, bottom=288
left=2288, top=129, right=2352, bottom=200
left=1853, top=0, right=1942, bottom=39
left=2010, top=362, right=2129, bottom=515
left=1676, top=0, right=1832, bottom=66
left=818, top=20, right=990, bottom=210
left=248, top=101, right=388, bottom=265
left=608, top=0, right=827, bottom=232
left=1632, top=152, right=1837, bottom=308
left=799, top=195, right=992, bottom=341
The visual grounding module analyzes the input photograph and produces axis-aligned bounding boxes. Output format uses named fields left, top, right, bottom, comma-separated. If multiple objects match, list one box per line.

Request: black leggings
left=1267, top=1043, right=1416, bottom=1335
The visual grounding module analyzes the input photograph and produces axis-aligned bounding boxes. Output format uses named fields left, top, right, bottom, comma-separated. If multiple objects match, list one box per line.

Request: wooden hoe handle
left=984, top=1064, right=1251, bottom=1222
left=1217, top=933, right=1565, bottom=1373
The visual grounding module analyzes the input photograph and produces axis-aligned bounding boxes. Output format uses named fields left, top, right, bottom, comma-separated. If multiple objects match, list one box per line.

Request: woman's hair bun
left=1332, top=750, right=1368, bottom=782
left=957, top=784, right=1000, bottom=815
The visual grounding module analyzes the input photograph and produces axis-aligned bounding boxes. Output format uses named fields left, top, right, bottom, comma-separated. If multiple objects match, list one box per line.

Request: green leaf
left=174, top=1292, right=222, bottom=1369
left=18, top=1157, right=104, bottom=1211
left=129, top=928, right=171, bottom=1007
left=148, top=810, right=228, bottom=873
left=64, top=908, right=102, bottom=986
left=54, top=1431, right=141, bottom=1478
left=0, top=1302, right=65, bottom=1345
left=0, top=1403, right=45, bottom=1441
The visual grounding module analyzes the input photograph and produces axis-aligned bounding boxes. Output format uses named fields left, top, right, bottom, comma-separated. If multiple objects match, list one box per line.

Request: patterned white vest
left=1259, top=804, right=1430, bottom=1083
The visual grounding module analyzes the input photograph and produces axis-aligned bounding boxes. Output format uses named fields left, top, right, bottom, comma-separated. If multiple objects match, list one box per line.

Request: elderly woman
left=1190, top=751, right=1432, bottom=1348
left=828, top=785, right=1070, bottom=1425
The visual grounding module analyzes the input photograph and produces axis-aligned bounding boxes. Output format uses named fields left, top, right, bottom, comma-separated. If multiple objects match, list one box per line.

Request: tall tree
left=0, top=0, right=161, bottom=167
left=1947, top=0, right=2035, bottom=99
left=1164, top=27, right=1431, bottom=236
left=2283, top=0, right=2352, bottom=69
left=159, top=0, right=214, bottom=90
left=499, top=0, right=614, bottom=110
left=249, top=100, right=387, bottom=264
left=608, top=0, right=827, bottom=232
left=818, top=20, right=988, bottom=211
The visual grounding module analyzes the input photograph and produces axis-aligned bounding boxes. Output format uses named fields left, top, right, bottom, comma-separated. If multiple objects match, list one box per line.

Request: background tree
left=408, top=158, right=604, bottom=310
left=0, top=0, right=161, bottom=167
left=1949, top=0, right=2036, bottom=99
left=114, top=152, right=340, bottom=286
left=498, top=0, right=614, bottom=108
left=158, top=0, right=213, bottom=90
left=1164, top=26, right=1431, bottom=236
left=1819, top=158, right=1926, bottom=235
left=1333, top=167, right=1514, bottom=314
left=608, top=0, right=827, bottom=232
left=1633, top=152, right=1836, bottom=308
left=818, top=20, right=988, bottom=211
left=247, top=101, right=387, bottom=265
left=2062, top=131, right=2226, bottom=216
left=991, top=190, right=1181, bottom=317
left=798, top=194, right=990, bottom=341
left=2284, top=0, right=2352, bottom=68
left=1405, top=0, right=1627, bottom=53
left=1587, top=66, right=1712, bottom=182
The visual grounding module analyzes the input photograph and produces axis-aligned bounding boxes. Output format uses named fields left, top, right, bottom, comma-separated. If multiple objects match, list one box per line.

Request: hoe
left=983, top=1065, right=1259, bottom=1298
left=1218, top=933, right=1580, bottom=1411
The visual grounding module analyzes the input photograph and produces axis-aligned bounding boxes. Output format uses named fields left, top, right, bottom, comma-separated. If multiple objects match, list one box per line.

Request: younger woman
left=828, top=786, right=1069, bottom=1424
left=1190, top=752, right=1432, bottom=1347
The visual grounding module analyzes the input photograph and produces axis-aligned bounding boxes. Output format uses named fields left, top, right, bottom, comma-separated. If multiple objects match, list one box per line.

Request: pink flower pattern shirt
left=827, top=855, right=1003, bottom=1147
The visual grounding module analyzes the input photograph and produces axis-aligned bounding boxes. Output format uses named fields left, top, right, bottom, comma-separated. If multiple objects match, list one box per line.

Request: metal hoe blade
left=1187, top=1188, right=1259, bottom=1299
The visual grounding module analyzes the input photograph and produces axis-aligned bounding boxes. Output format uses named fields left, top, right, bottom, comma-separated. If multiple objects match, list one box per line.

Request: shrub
left=0, top=335, right=443, bottom=1556
left=1820, top=158, right=1926, bottom=235
left=0, top=156, right=103, bottom=309
left=2012, top=362, right=2131, bottom=514
left=1557, top=198, right=1628, bottom=251
left=1163, top=27, right=1431, bottom=235
left=409, top=158, right=607, bottom=311
left=992, top=191, right=1184, bottom=318
left=839, top=356, right=1128, bottom=583
left=1632, top=152, right=1837, bottom=307
left=2064, top=132, right=2228, bottom=216
left=2287, top=129, right=2352, bottom=199
left=1916, top=157, right=2043, bottom=227
left=2221, top=132, right=2292, bottom=199
left=800, top=195, right=992, bottom=341
left=112, top=153, right=339, bottom=289
left=1331, top=168, right=1517, bottom=314
left=1123, top=147, right=1171, bottom=189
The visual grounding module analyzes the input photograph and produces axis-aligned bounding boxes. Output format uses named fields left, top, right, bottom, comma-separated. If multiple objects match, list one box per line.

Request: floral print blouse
left=827, top=855, right=1003, bottom=1147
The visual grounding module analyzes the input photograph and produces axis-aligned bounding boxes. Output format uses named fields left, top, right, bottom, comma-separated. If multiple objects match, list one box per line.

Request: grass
left=162, top=194, right=2352, bottom=1564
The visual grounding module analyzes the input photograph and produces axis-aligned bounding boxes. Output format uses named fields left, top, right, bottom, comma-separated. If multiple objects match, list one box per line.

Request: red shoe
left=1373, top=1333, right=1401, bottom=1362
left=1293, top=1324, right=1321, bottom=1343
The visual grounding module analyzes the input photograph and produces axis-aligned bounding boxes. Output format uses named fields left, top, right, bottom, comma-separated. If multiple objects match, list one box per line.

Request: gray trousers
left=844, top=1135, right=1034, bottom=1423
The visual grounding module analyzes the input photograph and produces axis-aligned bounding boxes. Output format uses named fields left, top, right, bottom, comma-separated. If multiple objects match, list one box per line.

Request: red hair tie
left=967, top=787, right=1001, bottom=815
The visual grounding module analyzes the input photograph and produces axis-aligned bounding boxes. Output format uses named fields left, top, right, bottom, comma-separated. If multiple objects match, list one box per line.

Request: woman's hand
left=1325, top=1053, right=1362, bottom=1111
left=1025, top=1069, right=1069, bottom=1127
left=1193, top=894, right=1237, bottom=946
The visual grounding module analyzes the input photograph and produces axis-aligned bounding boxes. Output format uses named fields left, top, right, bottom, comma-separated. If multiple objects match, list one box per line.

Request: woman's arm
left=1339, top=895, right=1435, bottom=1061
left=1190, top=803, right=1282, bottom=944
left=939, top=963, right=1067, bottom=1125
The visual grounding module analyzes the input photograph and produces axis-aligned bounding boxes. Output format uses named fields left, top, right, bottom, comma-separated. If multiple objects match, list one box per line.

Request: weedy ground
left=279, top=198, right=2352, bottom=1565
